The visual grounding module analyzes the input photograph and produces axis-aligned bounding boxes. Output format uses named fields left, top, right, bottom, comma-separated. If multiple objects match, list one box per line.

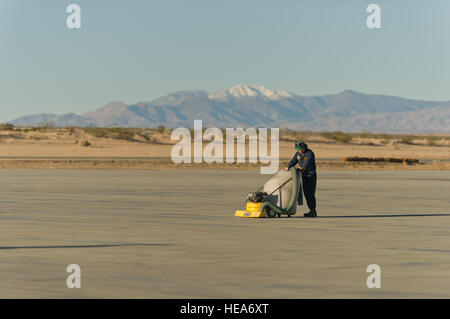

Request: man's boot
left=304, top=209, right=317, bottom=218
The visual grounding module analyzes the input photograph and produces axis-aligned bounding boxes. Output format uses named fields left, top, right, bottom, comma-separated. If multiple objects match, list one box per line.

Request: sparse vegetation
left=1, top=125, right=447, bottom=150
left=81, top=127, right=137, bottom=141
left=20, top=125, right=59, bottom=132
left=37, top=121, right=56, bottom=129
left=399, top=135, right=415, bottom=145
left=0, top=123, right=15, bottom=131
left=280, top=130, right=317, bottom=142
left=376, top=133, right=392, bottom=141
left=66, top=126, right=77, bottom=134
left=321, top=131, right=353, bottom=144
left=157, top=125, right=166, bottom=133
left=357, top=130, right=371, bottom=139
left=425, top=135, right=439, bottom=146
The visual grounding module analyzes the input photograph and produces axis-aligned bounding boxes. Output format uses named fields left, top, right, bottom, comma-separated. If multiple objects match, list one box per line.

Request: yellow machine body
left=234, top=202, right=267, bottom=218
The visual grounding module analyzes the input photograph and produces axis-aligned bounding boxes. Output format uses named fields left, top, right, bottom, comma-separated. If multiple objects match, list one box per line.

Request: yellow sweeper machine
left=235, top=167, right=302, bottom=218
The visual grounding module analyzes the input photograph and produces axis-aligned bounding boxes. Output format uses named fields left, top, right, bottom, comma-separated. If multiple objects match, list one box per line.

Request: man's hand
left=284, top=167, right=289, bottom=171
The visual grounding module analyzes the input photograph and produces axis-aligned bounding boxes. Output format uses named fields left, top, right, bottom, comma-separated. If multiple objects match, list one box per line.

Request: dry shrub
left=425, top=135, right=439, bottom=146
left=157, top=125, right=166, bottom=133
left=76, top=140, right=91, bottom=147
left=0, top=123, right=15, bottom=131
left=399, top=135, right=414, bottom=144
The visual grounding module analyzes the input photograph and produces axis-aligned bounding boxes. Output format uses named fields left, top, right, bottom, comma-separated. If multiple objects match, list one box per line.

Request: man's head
left=295, top=140, right=308, bottom=153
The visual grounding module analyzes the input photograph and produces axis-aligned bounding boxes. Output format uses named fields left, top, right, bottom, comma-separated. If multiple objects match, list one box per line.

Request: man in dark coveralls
left=284, top=140, right=317, bottom=217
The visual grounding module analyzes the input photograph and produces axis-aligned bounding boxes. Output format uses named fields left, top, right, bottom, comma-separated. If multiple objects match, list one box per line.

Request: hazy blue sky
left=1, top=0, right=450, bottom=121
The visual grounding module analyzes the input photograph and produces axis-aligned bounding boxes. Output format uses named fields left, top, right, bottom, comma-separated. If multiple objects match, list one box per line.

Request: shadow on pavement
left=0, top=243, right=173, bottom=250
left=315, top=213, right=450, bottom=218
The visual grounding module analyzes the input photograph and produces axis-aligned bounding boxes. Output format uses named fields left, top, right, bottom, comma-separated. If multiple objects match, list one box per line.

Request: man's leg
left=303, top=173, right=317, bottom=217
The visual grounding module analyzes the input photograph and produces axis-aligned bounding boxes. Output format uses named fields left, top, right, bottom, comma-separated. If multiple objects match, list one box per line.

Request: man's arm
left=285, top=153, right=299, bottom=170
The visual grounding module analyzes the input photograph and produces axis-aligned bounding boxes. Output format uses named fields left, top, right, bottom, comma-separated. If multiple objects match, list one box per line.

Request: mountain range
left=10, top=84, right=450, bottom=133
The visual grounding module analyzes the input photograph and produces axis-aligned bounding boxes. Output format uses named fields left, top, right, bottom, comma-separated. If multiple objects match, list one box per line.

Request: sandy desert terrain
left=0, top=127, right=449, bottom=170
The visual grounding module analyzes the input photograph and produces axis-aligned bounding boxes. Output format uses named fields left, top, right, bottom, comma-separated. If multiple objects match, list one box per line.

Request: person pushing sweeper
left=285, top=140, right=317, bottom=217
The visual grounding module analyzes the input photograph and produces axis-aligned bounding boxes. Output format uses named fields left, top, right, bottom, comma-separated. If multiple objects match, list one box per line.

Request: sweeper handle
left=259, top=167, right=298, bottom=216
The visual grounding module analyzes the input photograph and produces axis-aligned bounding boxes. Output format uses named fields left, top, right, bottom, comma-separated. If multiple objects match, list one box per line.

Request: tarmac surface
left=0, top=169, right=449, bottom=298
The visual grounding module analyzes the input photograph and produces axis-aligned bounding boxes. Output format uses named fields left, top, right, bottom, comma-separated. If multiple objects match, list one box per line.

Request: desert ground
left=0, top=127, right=449, bottom=298
left=0, top=127, right=449, bottom=170
left=0, top=169, right=449, bottom=298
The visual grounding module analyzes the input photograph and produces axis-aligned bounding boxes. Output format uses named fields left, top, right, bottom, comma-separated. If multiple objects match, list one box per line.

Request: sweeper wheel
left=264, top=207, right=276, bottom=218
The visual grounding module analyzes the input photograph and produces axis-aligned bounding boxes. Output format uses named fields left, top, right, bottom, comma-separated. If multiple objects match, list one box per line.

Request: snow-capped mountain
left=9, top=85, right=450, bottom=133
left=209, top=84, right=293, bottom=100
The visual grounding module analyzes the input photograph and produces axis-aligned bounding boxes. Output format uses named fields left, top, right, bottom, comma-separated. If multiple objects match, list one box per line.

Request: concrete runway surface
left=0, top=170, right=449, bottom=298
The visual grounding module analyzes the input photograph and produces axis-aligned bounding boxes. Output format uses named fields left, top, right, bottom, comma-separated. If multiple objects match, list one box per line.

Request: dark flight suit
left=287, top=149, right=317, bottom=211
